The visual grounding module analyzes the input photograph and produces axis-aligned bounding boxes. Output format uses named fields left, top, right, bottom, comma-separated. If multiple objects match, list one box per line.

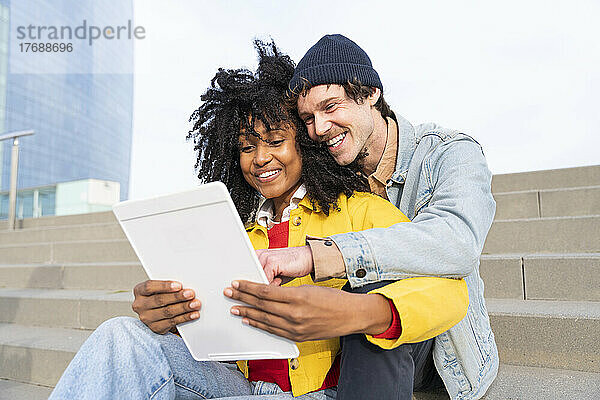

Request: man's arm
left=331, top=139, right=495, bottom=287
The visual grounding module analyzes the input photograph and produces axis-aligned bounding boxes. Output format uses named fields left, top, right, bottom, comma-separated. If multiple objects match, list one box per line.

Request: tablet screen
left=113, top=182, right=299, bottom=361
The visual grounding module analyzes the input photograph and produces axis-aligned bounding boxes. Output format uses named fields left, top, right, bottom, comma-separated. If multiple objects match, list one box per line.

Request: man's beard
left=348, top=148, right=369, bottom=175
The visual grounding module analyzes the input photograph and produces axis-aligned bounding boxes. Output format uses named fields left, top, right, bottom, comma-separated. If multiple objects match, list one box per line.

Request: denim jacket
left=330, top=114, right=499, bottom=400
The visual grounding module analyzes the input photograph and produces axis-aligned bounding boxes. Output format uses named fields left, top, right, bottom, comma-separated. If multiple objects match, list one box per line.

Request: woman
left=49, top=41, right=465, bottom=400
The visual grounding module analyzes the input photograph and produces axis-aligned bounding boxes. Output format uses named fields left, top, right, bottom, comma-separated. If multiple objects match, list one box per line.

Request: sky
left=129, top=0, right=600, bottom=199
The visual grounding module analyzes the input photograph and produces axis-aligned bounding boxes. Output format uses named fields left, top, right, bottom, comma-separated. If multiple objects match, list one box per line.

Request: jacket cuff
left=306, top=236, right=346, bottom=282
left=371, top=298, right=402, bottom=339
left=330, top=231, right=379, bottom=288
left=364, top=277, right=468, bottom=349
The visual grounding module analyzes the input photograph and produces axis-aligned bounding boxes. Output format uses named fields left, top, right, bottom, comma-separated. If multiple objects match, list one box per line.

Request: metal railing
left=0, top=130, right=35, bottom=230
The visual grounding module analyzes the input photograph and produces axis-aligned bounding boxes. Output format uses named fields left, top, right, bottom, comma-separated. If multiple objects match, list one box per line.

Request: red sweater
left=247, top=220, right=401, bottom=392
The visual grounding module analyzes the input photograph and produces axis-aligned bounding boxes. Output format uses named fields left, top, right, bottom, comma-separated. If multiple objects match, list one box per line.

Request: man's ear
left=368, top=88, right=381, bottom=106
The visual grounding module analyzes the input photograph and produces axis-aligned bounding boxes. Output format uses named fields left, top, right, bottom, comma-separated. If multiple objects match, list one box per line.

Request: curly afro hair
left=187, top=40, right=369, bottom=223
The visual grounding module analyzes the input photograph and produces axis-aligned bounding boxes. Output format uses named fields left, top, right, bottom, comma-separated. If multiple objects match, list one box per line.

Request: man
left=224, top=34, right=499, bottom=400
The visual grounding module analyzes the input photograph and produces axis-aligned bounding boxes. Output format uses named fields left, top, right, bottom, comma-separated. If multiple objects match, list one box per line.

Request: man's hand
left=223, top=280, right=392, bottom=342
left=256, top=246, right=314, bottom=285
left=132, top=280, right=201, bottom=334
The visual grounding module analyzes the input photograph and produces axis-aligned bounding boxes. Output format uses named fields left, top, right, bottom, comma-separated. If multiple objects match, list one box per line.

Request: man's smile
left=325, top=131, right=347, bottom=149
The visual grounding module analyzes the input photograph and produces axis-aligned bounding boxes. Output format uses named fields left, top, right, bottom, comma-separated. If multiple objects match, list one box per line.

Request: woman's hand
left=132, top=280, right=201, bottom=334
left=224, top=280, right=392, bottom=341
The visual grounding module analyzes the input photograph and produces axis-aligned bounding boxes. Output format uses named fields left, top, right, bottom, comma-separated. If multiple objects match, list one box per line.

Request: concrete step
left=0, top=262, right=147, bottom=291
left=2, top=217, right=597, bottom=265
left=0, top=323, right=91, bottom=387
left=0, top=222, right=126, bottom=246
left=484, top=215, right=600, bottom=254
left=3, top=254, right=595, bottom=302
left=494, top=185, right=600, bottom=219
left=491, top=165, right=600, bottom=193
left=2, top=319, right=599, bottom=400
left=480, top=255, right=524, bottom=299
left=522, top=253, right=600, bottom=301
left=413, top=364, right=600, bottom=399
left=0, top=239, right=138, bottom=264
left=0, top=379, right=53, bottom=400
left=3, top=366, right=597, bottom=400
left=480, top=253, right=600, bottom=301
left=3, top=321, right=599, bottom=399
left=2, top=251, right=595, bottom=302
left=0, top=288, right=135, bottom=330
left=3, top=288, right=599, bottom=374
left=0, top=211, right=117, bottom=230
left=487, top=299, right=600, bottom=373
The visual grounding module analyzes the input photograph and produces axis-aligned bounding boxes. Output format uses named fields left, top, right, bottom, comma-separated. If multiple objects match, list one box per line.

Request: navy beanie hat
left=289, top=34, right=382, bottom=93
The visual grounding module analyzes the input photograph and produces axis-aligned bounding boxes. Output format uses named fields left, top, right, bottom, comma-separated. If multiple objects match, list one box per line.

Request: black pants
left=336, top=281, right=443, bottom=400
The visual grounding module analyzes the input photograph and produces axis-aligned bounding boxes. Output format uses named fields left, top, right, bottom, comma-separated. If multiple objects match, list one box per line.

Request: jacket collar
left=255, top=185, right=307, bottom=229
left=298, top=194, right=321, bottom=213
left=390, top=112, right=417, bottom=185
left=245, top=188, right=318, bottom=233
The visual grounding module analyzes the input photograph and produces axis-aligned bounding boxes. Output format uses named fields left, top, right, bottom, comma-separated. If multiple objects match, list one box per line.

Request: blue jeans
left=49, top=317, right=337, bottom=400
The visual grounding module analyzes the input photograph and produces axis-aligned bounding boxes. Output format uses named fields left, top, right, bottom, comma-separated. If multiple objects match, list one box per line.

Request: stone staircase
left=0, top=165, right=599, bottom=399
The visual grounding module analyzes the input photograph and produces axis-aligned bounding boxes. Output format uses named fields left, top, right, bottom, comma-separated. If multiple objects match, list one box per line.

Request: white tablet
left=112, top=181, right=299, bottom=361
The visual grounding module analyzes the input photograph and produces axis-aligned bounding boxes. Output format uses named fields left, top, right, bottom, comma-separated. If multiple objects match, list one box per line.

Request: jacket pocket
left=466, top=308, right=485, bottom=367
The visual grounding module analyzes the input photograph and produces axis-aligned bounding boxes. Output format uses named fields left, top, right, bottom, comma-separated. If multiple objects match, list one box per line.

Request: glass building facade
left=0, top=0, right=133, bottom=209
left=0, top=2, right=7, bottom=149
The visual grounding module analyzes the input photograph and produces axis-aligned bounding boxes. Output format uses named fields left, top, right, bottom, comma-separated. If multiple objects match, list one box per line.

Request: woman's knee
left=92, top=316, right=150, bottom=344
left=96, top=315, right=143, bottom=331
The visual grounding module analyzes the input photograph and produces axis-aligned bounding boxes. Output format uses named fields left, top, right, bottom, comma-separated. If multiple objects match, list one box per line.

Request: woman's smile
left=254, top=168, right=282, bottom=182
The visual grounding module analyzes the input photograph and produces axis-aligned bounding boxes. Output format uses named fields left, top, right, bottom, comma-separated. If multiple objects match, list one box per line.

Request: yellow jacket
left=237, top=191, right=468, bottom=397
